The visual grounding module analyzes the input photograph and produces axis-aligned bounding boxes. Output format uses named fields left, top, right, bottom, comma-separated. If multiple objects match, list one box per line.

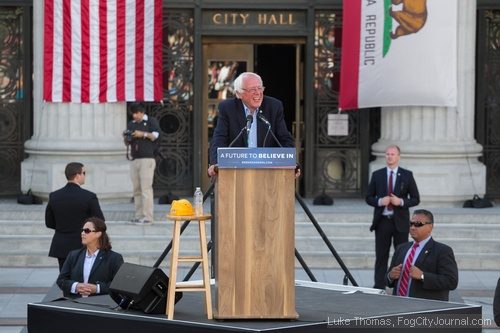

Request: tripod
left=153, top=182, right=358, bottom=286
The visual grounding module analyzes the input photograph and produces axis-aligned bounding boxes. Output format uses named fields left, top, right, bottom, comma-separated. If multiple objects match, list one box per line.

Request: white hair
left=233, top=72, right=263, bottom=96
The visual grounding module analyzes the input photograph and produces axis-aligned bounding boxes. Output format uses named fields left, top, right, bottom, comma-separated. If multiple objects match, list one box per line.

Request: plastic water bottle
left=194, top=187, right=203, bottom=216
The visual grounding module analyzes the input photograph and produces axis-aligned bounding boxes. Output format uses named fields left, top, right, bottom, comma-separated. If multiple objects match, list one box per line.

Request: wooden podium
left=214, top=148, right=298, bottom=319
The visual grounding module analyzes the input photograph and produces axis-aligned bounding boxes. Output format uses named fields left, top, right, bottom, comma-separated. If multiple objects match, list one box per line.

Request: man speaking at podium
left=208, top=72, right=298, bottom=177
left=208, top=72, right=299, bottom=319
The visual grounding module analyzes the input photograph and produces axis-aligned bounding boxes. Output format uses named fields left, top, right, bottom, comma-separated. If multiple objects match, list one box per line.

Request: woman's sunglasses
left=81, top=228, right=97, bottom=234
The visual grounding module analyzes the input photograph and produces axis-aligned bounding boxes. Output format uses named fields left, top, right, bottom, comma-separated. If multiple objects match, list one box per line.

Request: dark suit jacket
left=45, top=183, right=105, bottom=258
left=494, top=278, right=500, bottom=326
left=365, top=167, right=420, bottom=232
left=209, top=96, right=295, bottom=164
left=387, top=238, right=458, bottom=301
left=57, top=247, right=124, bottom=297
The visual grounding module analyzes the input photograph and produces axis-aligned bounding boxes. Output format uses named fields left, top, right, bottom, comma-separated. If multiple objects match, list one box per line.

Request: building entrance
left=476, top=8, right=500, bottom=200
left=0, top=4, right=32, bottom=196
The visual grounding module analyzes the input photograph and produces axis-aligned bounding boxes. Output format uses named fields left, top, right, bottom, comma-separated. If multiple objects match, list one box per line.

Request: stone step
left=1, top=232, right=498, bottom=259
left=294, top=211, right=500, bottom=222
left=295, top=251, right=500, bottom=271
left=297, top=237, right=500, bottom=253
left=2, top=201, right=499, bottom=223
left=1, top=249, right=496, bottom=271
left=295, top=222, right=500, bottom=239
left=3, top=219, right=500, bottom=240
left=0, top=200, right=498, bottom=269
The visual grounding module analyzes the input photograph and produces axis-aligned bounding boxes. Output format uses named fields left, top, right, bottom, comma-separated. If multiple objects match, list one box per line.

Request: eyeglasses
left=409, top=221, right=432, bottom=228
left=241, top=86, right=265, bottom=94
left=81, top=228, right=97, bottom=234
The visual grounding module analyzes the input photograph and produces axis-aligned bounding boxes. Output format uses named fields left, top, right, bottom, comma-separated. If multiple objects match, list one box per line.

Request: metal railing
left=154, top=182, right=358, bottom=286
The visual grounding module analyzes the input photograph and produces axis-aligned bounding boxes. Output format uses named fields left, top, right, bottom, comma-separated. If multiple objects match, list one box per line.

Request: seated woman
left=57, top=217, right=124, bottom=298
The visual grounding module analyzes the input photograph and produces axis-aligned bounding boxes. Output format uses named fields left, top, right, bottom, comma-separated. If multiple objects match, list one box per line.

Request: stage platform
left=28, top=281, right=482, bottom=333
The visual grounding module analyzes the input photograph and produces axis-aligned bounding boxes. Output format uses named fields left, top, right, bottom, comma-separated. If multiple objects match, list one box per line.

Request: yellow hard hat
left=170, top=199, right=195, bottom=216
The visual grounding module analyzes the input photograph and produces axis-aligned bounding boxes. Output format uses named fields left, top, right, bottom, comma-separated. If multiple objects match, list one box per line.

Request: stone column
left=369, top=0, right=486, bottom=204
left=21, top=0, right=131, bottom=201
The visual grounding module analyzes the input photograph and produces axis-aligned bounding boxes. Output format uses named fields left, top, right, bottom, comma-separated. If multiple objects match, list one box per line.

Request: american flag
left=43, top=0, right=163, bottom=103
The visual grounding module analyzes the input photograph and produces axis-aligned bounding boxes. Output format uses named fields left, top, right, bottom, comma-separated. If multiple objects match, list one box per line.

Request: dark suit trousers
left=58, top=258, right=66, bottom=272
left=374, top=216, right=408, bottom=289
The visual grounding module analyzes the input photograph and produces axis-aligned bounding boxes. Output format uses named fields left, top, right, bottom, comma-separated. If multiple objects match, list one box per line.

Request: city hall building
left=1, top=0, right=499, bottom=204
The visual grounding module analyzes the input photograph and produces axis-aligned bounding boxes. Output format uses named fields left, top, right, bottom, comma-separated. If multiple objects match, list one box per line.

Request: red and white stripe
left=44, top=0, right=162, bottom=103
left=338, top=0, right=361, bottom=110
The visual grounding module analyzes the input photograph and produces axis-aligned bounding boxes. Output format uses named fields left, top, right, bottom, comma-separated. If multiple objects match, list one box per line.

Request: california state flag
left=339, top=0, right=457, bottom=110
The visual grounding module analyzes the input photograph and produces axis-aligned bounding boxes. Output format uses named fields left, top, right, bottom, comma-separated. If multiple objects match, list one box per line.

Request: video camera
left=123, top=129, right=134, bottom=143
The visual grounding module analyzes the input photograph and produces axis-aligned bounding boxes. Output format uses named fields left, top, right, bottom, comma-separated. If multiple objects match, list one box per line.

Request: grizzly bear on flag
left=389, top=0, right=428, bottom=39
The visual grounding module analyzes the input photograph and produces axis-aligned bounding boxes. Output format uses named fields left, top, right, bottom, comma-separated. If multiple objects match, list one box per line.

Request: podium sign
left=217, top=147, right=296, bottom=169
left=214, top=147, right=297, bottom=319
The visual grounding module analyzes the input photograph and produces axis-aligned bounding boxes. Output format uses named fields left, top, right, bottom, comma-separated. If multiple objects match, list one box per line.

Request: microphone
left=228, top=115, right=252, bottom=147
left=257, top=112, right=282, bottom=147
left=258, top=113, right=272, bottom=147
left=246, top=114, right=253, bottom=135
left=257, top=113, right=271, bottom=127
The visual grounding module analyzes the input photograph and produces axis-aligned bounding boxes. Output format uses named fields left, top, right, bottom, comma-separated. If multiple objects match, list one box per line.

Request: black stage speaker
left=109, top=262, right=182, bottom=314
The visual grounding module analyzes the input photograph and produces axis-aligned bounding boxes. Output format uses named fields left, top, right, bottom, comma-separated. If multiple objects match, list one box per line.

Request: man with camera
left=124, top=103, right=160, bottom=225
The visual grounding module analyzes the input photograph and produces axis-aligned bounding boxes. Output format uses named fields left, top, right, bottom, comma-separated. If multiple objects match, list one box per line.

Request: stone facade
left=369, top=0, right=486, bottom=204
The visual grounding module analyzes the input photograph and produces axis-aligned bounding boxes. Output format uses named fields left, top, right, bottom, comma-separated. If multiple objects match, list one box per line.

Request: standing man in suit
left=387, top=209, right=458, bottom=301
left=366, top=145, right=420, bottom=289
left=207, top=72, right=298, bottom=177
left=46, top=162, right=105, bottom=271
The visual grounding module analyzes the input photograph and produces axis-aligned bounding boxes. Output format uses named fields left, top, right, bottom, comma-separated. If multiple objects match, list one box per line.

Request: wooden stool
left=165, top=214, right=213, bottom=320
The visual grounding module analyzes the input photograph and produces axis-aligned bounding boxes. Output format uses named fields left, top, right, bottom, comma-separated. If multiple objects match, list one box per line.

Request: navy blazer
left=57, top=247, right=124, bottom=298
left=387, top=238, right=458, bottom=301
left=494, top=278, right=500, bottom=326
left=45, top=183, right=105, bottom=259
left=209, top=96, right=295, bottom=165
left=365, top=167, right=420, bottom=233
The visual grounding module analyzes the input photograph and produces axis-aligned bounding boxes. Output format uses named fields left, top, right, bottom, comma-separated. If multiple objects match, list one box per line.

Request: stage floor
left=28, top=281, right=482, bottom=333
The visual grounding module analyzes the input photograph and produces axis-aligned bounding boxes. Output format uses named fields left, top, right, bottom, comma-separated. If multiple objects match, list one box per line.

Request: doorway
left=202, top=38, right=305, bottom=191
left=0, top=5, right=32, bottom=196
left=254, top=44, right=297, bottom=136
left=475, top=8, right=500, bottom=200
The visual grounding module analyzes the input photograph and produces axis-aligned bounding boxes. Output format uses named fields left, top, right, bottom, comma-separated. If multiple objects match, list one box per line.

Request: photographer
left=124, top=103, right=160, bottom=225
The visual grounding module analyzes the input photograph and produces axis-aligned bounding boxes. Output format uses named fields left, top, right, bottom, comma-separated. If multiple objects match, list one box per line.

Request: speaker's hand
left=208, top=164, right=218, bottom=178
left=295, top=164, right=301, bottom=178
